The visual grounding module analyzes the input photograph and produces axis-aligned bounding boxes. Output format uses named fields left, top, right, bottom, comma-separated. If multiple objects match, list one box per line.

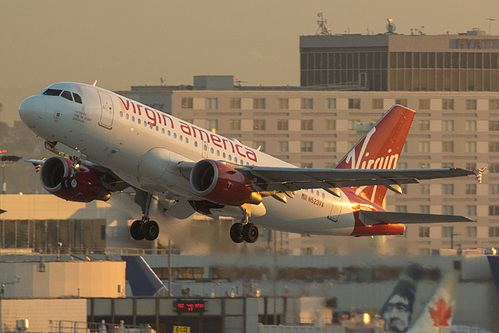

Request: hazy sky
left=1, top=0, right=499, bottom=124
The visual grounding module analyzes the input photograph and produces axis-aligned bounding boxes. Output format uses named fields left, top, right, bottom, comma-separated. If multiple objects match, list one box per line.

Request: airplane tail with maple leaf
left=408, top=270, right=459, bottom=333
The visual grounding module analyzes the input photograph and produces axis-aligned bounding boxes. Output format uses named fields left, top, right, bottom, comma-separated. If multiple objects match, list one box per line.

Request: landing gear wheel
left=242, top=223, right=259, bottom=243
left=230, top=223, right=244, bottom=243
left=143, top=221, right=159, bottom=241
left=130, top=220, right=144, bottom=240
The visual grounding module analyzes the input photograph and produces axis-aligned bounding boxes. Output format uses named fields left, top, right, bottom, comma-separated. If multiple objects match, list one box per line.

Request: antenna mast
left=316, top=13, right=331, bottom=35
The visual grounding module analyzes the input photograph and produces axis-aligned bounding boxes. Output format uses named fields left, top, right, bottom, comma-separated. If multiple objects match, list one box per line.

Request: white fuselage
left=20, top=82, right=357, bottom=235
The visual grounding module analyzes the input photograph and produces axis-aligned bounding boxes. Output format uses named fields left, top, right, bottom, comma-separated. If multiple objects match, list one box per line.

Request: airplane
left=18, top=82, right=484, bottom=243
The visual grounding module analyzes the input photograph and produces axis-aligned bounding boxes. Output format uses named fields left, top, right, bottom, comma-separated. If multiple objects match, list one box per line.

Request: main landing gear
left=130, top=190, right=159, bottom=241
left=230, top=222, right=259, bottom=243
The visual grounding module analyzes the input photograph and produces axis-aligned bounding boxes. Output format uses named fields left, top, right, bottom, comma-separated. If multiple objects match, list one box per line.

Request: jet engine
left=190, top=159, right=261, bottom=206
left=40, top=156, right=111, bottom=202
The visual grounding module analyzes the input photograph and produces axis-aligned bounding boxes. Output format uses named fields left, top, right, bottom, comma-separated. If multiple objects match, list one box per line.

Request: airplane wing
left=359, top=210, right=475, bottom=224
left=0, top=209, right=5, bottom=215
left=242, top=167, right=481, bottom=193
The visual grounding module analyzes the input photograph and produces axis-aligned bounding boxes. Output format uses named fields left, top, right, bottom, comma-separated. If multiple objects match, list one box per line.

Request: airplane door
left=327, top=195, right=343, bottom=222
left=98, top=92, right=114, bottom=129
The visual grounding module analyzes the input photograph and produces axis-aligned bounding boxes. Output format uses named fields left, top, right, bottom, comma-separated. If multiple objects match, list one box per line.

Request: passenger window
left=43, top=89, right=62, bottom=96
left=61, top=90, right=73, bottom=101
left=73, top=93, right=82, bottom=104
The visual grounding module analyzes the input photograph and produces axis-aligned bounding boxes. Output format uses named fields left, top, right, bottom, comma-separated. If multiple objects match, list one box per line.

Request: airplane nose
left=19, top=96, right=47, bottom=127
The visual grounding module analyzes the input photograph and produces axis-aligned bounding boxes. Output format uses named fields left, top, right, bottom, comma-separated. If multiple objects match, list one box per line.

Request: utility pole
left=487, top=17, right=496, bottom=35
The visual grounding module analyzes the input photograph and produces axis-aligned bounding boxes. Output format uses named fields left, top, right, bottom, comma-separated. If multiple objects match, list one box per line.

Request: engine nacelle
left=190, top=159, right=261, bottom=206
left=40, top=156, right=110, bottom=202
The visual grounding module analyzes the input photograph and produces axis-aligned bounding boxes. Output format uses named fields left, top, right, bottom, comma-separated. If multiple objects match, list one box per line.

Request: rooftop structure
left=300, top=29, right=499, bottom=91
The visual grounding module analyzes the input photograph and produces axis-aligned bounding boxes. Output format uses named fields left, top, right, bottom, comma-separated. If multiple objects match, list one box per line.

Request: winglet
left=474, top=167, right=486, bottom=183
left=92, top=80, right=98, bottom=87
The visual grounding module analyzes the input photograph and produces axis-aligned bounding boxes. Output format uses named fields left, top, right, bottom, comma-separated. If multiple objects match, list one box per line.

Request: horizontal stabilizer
left=360, top=210, right=474, bottom=225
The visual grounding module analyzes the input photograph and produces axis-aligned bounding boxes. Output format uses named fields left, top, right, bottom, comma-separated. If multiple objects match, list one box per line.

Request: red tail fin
left=335, top=105, right=415, bottom=206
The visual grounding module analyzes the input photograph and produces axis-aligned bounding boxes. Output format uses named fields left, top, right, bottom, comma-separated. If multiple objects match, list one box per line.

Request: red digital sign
left=174, top=300, right=206, bottom=313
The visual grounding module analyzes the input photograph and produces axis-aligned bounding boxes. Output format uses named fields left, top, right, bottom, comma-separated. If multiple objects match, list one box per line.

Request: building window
left=326, top=98, right=336, bottom=109
left=419, top=141, right=430, bottom=153
left=205, top=98, right=218, bottom=109
left=300, top=141, right=313, bottom=152
left=442, top=226, right=454, bottom=237
left=254, top=141, right=266, bottom=152
left=395, top=99, right=408, bottom=106
left=466, top=184, right=477, bottom=195
left=277, top=120, right=288, bottom=131
left=442, top=205, right=454, bottom=215
left=326, top=119, right=336, bottom=130
left=420, top=205, right=430, bottom=214
left=420, top=162, right=430, bottom=168
left=442, top=99, right=454, bottom=110
left=466, top=99, right=477, bottom=110
left=466, top=226, right=477, bottom=238
left=301, top=98, right=314, bottom=109
left=420, top=184, right=430, bottom=195
left=442, top=162, right=454, bottom=168
left=348, top=98, right=361, bottom=109
left=442, top=184, right=454, bottom=195
left=490, top=99, right=499, bottom=110
left=419, top=120, right=430, bottom=131
left=278, top=98, right=289, bottom=109
left=205, top=119, right=218, bottom=131
left=419, top=226, right=430, bottom=237
left=398, top=162, right=408, bottom=169
left=182, top=97, right=193, bottom=109
left=489, top=142, right=499, bottom=152
left=465, top=120, right=477, bottom=131
left=301, top=119, right=313, bottom=130
left=490, top=121, right=499, bottom=131
left=489, top=226, right=499, bottom=237
left=442, top=141, right=454, bottom=152
left=324, top=141, right=336, bottom=152
left=466, top=205, right=477, bottom=216
left=465, top=162, right=477, bottom=170
left=489, top=163, right=499, bottom=173
left=442, top=120, right=454, bottom=132
left=253, top=119, right=266, bottom=130
left=253, top=98, right=266, bottom=109
left=490, top=184, right=499, bottom=195
left=395, top=205, right=407, bottom=212
left=230, top=98, right=241, bottom=109
left=348, top=120, right=359, bottom=130
left=465, top=142, right=477, bottom=153
left=419, top=99, right=430, bottom=110
left=372, top=99, right=383, bottom=109
left=301, top=162, right=313, bottom=168
left=229, top=119, right=241, bottom=131
left=489, top=206, right=499, bottom=216
left=278, top=141, right=289, bottom=152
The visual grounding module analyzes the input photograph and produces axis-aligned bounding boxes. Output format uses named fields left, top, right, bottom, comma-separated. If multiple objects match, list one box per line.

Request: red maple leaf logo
left=428, top=298, right=452, bottom=327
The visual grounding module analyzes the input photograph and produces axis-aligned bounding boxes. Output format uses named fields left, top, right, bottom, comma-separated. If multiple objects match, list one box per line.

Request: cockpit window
left=43, top=88, right=82, bottom=104
left=43, top=89, right=62, bottom=96
left=73, top=93, right=82, bottom=104
left=61, top=90, right=73, bottom=101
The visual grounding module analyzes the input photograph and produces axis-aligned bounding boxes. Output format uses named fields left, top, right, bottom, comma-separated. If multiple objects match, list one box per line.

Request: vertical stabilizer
left=335, top=105, right=415, bottom=206
left=408, top=270, right=459, bottom=333
left=380, top=264, right=422, bottom=333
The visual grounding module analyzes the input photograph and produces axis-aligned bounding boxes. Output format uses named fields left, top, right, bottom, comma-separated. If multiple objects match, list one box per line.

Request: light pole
left=450, top=233, right=461, bottom=249
left=0, top=150, right=22, bottom=194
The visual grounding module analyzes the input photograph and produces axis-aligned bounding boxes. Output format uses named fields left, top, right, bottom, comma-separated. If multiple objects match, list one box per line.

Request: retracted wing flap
left=244, top=167, right=476, bottom=192
left=359, top=210, right=475, bottom=226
